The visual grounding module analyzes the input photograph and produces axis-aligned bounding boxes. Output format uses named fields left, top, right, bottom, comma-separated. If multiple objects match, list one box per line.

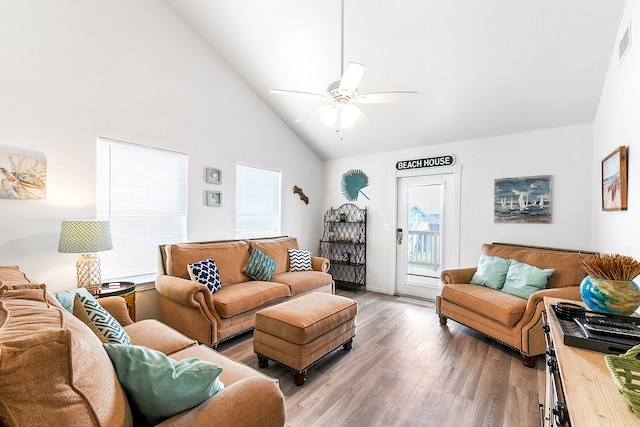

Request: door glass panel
left=406, top=184, right=443, bottom=279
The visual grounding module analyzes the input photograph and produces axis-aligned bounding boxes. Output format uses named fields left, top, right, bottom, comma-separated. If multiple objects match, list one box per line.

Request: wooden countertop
left=544, top=297, right=640, bottom=426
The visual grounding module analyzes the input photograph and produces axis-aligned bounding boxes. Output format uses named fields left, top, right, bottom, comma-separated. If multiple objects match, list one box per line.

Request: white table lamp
left=58, top=220, right=113, bottom=292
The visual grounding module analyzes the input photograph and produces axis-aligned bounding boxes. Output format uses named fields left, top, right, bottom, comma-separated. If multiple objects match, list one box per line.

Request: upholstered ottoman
left=254, top=292, right=357, bottom=385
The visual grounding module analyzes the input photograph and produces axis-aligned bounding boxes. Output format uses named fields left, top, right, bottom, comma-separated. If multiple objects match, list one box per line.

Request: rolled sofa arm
left=156, top=274, right=210, bottom=309
left=526, top=286, right=581, bottom=311
left=158, top=376, right=286, bottom=427
left=98, top=296, right=134, bottom=326
left=440, top=267, right=477, bottom=285
left=517, top=285, right=582, bottom=327
left=311, top=256, right=330, bottom=273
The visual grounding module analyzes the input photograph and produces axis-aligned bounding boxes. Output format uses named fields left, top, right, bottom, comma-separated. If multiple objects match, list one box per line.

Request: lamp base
left=76, top=253, right=102, bottom=293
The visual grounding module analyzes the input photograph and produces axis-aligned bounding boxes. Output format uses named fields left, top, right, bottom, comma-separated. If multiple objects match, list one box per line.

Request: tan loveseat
left=436, top=243, right=595, bottom=367
left=156, top=236, right=333, bottom=347
left=0, top=266, right=286, bottom=427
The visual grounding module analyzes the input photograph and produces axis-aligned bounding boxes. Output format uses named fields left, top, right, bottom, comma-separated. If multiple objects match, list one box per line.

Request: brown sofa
left=436, top=243, right=595, bottom=367
left=0, top=266, right=286, bottom=427
left=156, top=236, right=334, bottom=347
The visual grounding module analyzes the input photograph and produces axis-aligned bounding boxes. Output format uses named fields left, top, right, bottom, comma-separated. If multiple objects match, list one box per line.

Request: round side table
left=92, top=282, right=136, bottom=321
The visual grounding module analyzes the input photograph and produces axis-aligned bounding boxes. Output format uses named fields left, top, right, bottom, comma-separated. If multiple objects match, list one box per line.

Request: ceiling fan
left=269, top=0, right=418, bottom=130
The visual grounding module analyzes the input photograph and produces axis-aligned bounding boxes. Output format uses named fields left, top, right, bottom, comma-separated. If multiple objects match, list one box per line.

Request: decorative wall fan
left=341, top=169, right=369, bottom=201
left=270, top=0, right=418, bottom=129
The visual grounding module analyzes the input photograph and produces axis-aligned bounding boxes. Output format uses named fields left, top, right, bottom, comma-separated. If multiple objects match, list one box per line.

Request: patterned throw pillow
left=288, top=248, right=312, bottom=272
left=187, top=258, right=222, bottom=293
left=243, top=248, right=276, bottom=281
left=75, top=292, right=131, bottom=345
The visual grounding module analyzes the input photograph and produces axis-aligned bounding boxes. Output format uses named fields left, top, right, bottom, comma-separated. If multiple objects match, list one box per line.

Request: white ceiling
left=164, top=0, right=626, bottom=160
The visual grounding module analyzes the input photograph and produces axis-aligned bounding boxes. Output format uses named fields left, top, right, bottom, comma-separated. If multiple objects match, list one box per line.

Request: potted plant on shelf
left=579, top=253, right=640, bottom=315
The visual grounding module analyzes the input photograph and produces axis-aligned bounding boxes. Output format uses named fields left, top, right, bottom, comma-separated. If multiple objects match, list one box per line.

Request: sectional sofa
left=0, top=266, right=287, bottom=426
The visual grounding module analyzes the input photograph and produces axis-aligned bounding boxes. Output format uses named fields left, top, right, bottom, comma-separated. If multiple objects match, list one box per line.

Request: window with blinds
left=236, top=164, right=281, bottom=239
left=97, top=137, right=188, bottom=280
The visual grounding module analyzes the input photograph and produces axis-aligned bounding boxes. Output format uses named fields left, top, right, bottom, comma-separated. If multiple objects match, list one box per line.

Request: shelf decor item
left=58, top=220, right=113, bottom=293
left=579, top=253, right=640, bottom=315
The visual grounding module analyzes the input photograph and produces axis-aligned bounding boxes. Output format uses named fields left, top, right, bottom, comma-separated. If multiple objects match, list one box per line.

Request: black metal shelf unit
left=320, top=204, right=367, bottom=292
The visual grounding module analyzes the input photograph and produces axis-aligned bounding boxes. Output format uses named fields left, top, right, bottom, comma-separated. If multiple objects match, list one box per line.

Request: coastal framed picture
left=0, top=149, right=47, bottom=200
left=494, top=175, right=552, bottom=224
left=205, top=167, right=222, bottom=185
left=601, top=146, right=627, bottom=211
left=206, top=190, right=222, bottom=207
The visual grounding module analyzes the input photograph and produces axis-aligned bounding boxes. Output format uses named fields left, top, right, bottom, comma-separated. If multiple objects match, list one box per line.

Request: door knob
left=397, top=228, right=403, bottom=245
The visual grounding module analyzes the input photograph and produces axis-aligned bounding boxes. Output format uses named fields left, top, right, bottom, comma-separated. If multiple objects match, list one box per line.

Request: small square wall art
left=206, top=190, right=222, bottom=207
left=0, top=149, right=47, bottom=200
left=205, top=167, right=222, bottom=184
left=494, top=175, right=552, bottom=224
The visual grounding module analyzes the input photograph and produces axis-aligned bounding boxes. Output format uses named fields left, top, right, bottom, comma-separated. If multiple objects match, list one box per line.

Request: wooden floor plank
left=217, top=290, right=545, bottom=427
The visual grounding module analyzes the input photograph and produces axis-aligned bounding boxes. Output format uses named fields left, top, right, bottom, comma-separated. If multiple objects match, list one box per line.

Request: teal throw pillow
left=243, top=247, right=277, bottom=281
left=103, top=344, right=224, bottom=425
left=501, top=260, right=555, bottom=299
left=470, top=254, right=511, bottom=290
left=53, top=287, right=95, bottom=313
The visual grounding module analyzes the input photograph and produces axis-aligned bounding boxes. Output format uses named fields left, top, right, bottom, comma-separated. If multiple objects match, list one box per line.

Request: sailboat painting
left=494, top=175, right=551, bottom=223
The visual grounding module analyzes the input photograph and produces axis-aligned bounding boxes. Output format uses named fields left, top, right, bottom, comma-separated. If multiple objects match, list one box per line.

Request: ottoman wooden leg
left=343, top=338, right=353, bottom=351
left=257, top=354, right=269, bottom=368
left=293, top=370, right=307, bottom=386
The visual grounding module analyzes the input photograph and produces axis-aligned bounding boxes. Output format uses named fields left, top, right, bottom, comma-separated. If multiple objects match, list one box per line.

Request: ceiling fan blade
left=295, top=104, right=334, bottom=123
left=270, top=89, right=329, bottom=100
left=348, top=104, right=371, bottom=127
left=339, top=62, right=365, bottom=94
left=353, top=91, right=419, bottom=104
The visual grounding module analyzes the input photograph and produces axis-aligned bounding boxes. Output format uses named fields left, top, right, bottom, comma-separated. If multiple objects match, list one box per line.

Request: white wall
left=0, top=0, right=324, bottom=292
left=593, top=0, right=640, bottom=258
left=323, top=124, right=594, bottom=294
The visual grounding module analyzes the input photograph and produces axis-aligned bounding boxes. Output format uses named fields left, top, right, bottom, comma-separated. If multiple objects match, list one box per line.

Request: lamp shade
left=58, top=220, right=113, bottom=253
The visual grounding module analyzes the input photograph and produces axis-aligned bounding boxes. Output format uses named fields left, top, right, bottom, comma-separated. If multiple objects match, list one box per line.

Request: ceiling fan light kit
left=270, top=0, right=417, bottom=131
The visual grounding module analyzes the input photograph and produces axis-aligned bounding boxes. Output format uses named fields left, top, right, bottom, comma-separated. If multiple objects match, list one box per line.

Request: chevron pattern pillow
left=187, top=258, right=222, bottom=293
left=243, top=248, right=276, bottom=281
left=76, top=293, right=131, bottom=345
left=288, top=248, right=312, bottom=272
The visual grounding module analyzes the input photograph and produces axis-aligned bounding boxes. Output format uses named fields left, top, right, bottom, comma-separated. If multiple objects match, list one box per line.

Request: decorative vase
left=579, top=275, right=640, bottom=315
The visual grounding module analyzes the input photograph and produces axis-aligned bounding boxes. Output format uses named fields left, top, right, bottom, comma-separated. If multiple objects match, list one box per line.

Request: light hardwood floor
left=217, top=290, right=545, bottom=427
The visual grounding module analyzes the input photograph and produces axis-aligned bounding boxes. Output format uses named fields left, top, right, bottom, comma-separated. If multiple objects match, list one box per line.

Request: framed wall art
left=0, top=148, right=47, bottom=200
left=602, top=146, right=628, bottom=211
left=494, top=175, right=552, bottom=224
left=205, top=167, right=222, bottom=184
left=206, top=190, right=222, bottom=207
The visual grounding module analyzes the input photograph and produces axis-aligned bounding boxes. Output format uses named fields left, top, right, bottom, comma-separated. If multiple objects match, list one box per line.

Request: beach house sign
left=395, top=155, right=455, bottom=171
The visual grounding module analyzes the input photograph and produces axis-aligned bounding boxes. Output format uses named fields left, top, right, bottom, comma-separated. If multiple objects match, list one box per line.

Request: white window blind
left=236, top=164, right=281, bottom=238
left=97, top=138, right=187, bottom=280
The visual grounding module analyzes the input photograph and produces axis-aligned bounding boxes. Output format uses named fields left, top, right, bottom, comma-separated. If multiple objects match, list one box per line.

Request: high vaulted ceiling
left=165, top=0, right=626, bottom=160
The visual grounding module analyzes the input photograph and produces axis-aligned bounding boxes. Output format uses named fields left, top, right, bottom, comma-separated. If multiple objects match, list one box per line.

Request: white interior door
left=396, top=171, right=460, bottom=300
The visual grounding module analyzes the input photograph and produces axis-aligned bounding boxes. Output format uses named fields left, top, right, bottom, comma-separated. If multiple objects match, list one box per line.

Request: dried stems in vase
left=580, top=253, right=640, bottom=282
